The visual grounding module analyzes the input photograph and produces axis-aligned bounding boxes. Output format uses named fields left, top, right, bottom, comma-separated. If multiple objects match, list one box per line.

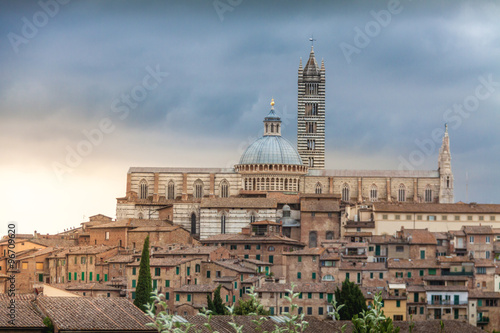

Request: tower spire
left=438, top=124, right=454, bottom=203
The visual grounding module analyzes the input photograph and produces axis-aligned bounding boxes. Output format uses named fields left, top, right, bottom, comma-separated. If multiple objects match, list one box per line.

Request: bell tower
left=438, top=124, right=454, bottom=203
left=297, top=44, right=325, bottom=169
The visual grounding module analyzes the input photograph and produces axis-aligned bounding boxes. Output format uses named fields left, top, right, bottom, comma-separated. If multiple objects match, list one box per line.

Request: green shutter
left=226, top=295, right=229, bottom=302
left=153, top=279, right=157, bottom=290
left=419, top=270, right=424, bottom=276
left=187, top=294, right=191, bottom=302
left=370, top=272, right=373, bottom=279
left=244, top=254, right=249, bottom=259
left=38, top=274, right=43, bottom=282
left=298, top=256, right=302, bottom=262
left=414, top=292, right=419, bottom=303
left=233, top=295, right=235, bottom=302
left=297, top=272, right=301, bottom=279
left=96, top=274, right=100, bottom=281
left=270, top=307, right=274, bottom=315
left=89, top=272, right=93, bottom=281
left=319, top=293, right=323, bottom=299
left=346, top=272, right=350, bottom=280
left=396, top=300, right=400, bottom=307
left=166, top=280, right=170, bottom=287
left=104, top=274, right=108, bottom=282
left=256, top=254, right=261, bottom=260
left=420, top=250, right=425, bottom=259
left=234, top=282, right=237, bottom=289
left=379, top=272, right=383, bottom=279
left=241, top=275, right=243, bottom=281
left=207, top=270, right=211, bottom=278
left=68, top=272, right=71, bottom=281
left=420, top=307, right=424, bottom=314
left=74, top=272, right=77, bottom=280
left=312, top=272, right=316, bottom=279
left=269, top=255, right=274, bottom=264
left=478, top=299, right=482, bottom=306
left=176, top=294, right=180, bottom=301
left=327, top=293, right=333, bottom=302
left=132, top=280, right=136, bottom=288
left=308, top=293, right=312, bottom=299
left=428, top=268, right=436, bottom=275
left=187, top=267, right=190, bottom=276
left=132, top=267, right=136, bottom=275
left=166, top=292, right=169, bottom=300
left=132, top=292, right=136, bottom=299
left=407, top=272, right=411, bottom=278
left=176, top=267, right=180, bottom=275
left=81, top=272, right=84, bottom=281
left=299, top=292, right=303, bottom=299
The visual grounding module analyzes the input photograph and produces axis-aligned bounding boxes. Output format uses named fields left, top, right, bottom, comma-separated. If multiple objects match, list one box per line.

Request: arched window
left=249, top=212, right=256, bottom=223
left=370, top=185, right=378, bottom=202
left=309, top=231, right=317, bottom=248
left=268, top=246, right=275, bottom=251
left=322, top=275, right=335, bottom=281
left=425, top=185, right=432, bottom=203
left=271, top=124, right=274, bottom=133
left=194, top=179, right=204, bottom=199
left=342, top=183, right=350, bottom=202
left=139, top=179, right=148, bottom=199
left=167, top=181, right=175, bottom=200
left=138, top=213, right=144, bottom=219
left=220, top=180, right=229, bottom=198
left=195, top=264, right=201, bottom=273
left=309, top=157, right=314, bottom=167
left=398, top=184, right=406, bottom=202
left=221, top=214, right=226, bottom=234
left=190, top=213, right=197, bottom=235
left=326, top=231, right=334, bottom=240
left=446, top=176, right=450, bottom=188
left=315, top=182, right=322, bottom=194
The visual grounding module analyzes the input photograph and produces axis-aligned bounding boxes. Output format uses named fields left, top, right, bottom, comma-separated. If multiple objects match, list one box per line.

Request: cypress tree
left=134, top=236, right=152, bottom=312
left=334, top=278, right=367, bottom=320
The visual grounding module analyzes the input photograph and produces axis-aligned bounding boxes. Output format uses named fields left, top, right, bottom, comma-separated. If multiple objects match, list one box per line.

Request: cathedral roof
left=239, top=136, right=303, bottom=165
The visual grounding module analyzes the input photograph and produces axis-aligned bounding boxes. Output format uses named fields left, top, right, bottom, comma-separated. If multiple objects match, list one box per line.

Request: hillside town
left=1, top=21, right=499, bottom=332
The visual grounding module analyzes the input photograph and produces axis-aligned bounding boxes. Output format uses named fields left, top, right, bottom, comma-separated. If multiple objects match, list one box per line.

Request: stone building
left=115, top=46, right=455, bottom=240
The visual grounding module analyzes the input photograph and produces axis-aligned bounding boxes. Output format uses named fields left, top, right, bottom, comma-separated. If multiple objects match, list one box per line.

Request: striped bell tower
left=297, top=45, right=325, bottom=169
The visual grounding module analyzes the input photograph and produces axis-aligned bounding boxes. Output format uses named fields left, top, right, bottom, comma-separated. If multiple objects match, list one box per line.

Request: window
left=395, top=214, right=400, bottom=220
left=428, top=269, right=436, bottom=275
left=299, top=293, right=303, bottom=299
left=398, top=184, right=406, bottom=202
left=176, top=267, right=180, bottom=275
left=308, top=139, right=316, bottom=151
left=132, top=267, right=137, bottom=275
left=268, top=246, right=275, bottom=251
left=479, top=216, right=484, bottom=221
left=393, top=315, right=403, bottom=321
left=419, top=270, right=424, bottom=276
left=187, top=294, right=191, bottom=302
left=322, top=275, right=335, bottom=281
left=308, top=293, right=312, bottom=299
left=382, top=214, right=388, bottom=219
left=216, top=271, right=221, bottom=278
left=420, top=307, right=424, bottom=315
left=256, top=244, right=261, bottom=250
left=486, top=236, right=490, bottom=244
left=176, top=294, right=180, bottom=302
left=425, top=185, right=432, bottom=202
left=194, top=179, right=203, bottom=198
left=305, top=103, right=318, bottom=115
left=315, top=182, right=322, bottom=194
left=318, top=307, right=323, bottom=315
left=297, top=272, right=301, bottom=279
left=269, top=255, right=274, bottom=264
left=307, top=307, right=312, bottom=315
left=89, top=272, right=93, bottom=281
left=420, top=250, right=425, bottom=259
left=326, top=231, right=334, bottom=240
left=220, top=180, right=229, bottom=198
left=470, top=236, right=474, bottom=243
left=96, top=274, right=99, bottom=281
left=81, top=272, right=85, bottom=281
left=396, top=300, right=401, bottom=308
left=406, top=214, right=412, bottom=220
left=427, top=215, right=436, bottom=221
left=221, top=215, right=226, bottom=234
left=468, top=215, right=473, bottom=221
left=305, top=83, right=318, bottom=95
left=306, top=122, right=316, bottom=134
left=346, top=272, right=350, bottom=280
left=167, top=180, right=175, bottom=199
left=195, top=264, right=201, bottom=273
left=309, top=157, right=314, bottom=167
left=256, top=254, right=261, bottom=260
left=379, top=272, right=383, bottom=279
left=407, top=272, right=412, bottom=278
left=396, top=246, right=404, bottom=252
left=206, top=270, right=211, bottom=278
left=486, top=251, right=491, bottom=259
left=132, top=292, right=136, bottom=299
left=312, top=272, right=316, bottom=280
left=155, top=268, right=161, bottom=276
left=187, top=267, right=191, bottom=276
left=230, top=245, right=238, bottom=250
left=104, top=274, right=108, bottom=282
left=298, top=256, right=302, bottom=263
left=342, top=183, right=350, bottom=201
left=309, top=231, right=317, bottom=248
left=81, top=257, right=86, bottom=264
left=370, top=272, right=373, bottom=279
left=139, top=179, right=148, bottom=199
left=132, top=280, right=136, bottom=288
left=370, top=185, right=378, bottom=201
left=244, top=245, right=251, bottom=250
left=105, top=231, right=109, bottom=240
left=477, top=267, right=486, bottom=274
left=442, top=215, right=448, bottom=220
left=490, top=216, right=496, bottom=221
left=165, top=280, right=170, bottom=287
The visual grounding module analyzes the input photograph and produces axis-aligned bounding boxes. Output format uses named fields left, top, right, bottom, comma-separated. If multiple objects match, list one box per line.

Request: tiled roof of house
left=468, top=290, right=500, bottom=299
left=474, top=259, right=496, bottom=267
left=213, top=260, right=256, bottom=273
left=255, top=282, right=338, bottom=293
left=156, top=246, right=223, bottom=255
left=36, top=296, right=155, bottom=331
left=213, top=276, right=237, bottom=282
left=374, top=202, right=500, bottom=213
left=128, top=258, right=194, bottom=267
left=62, top=245, right=116, bottom=255
left=423, top=285, right=469, bottom=291
left=202, top=233, right=303, bottom=246
left=300, top=199, right=340, bottom=212
left=463, top=225, right=494, bottom=234
left=88, top=219, right=171, bottom=229
left=0, top=296, right=44, bottom=328
left=175, top=284, right=222, bottom=293
left=200, top=198, right=277, bottom=209
left=241, top=258, right=273, bottom=266
left=319, top=249, right=340, bottom=260
left=283, top=247, right=325, bottom=256
left=361, top=287, right=406, bottom=300
left=339, top=262, right=386, bottom=271
left=63, top=283, right=122, bottom=291
left=400, top=229, right=436, bottom=244
left=106, top=254, right=134, bottom=263
left=387, top=258, right=439, bottom=269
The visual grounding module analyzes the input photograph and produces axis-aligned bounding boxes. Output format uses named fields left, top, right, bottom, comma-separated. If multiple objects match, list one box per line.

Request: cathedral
left=116, top=46, right=454, bottom=240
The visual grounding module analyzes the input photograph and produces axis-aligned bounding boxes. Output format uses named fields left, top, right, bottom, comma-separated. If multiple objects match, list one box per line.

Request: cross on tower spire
left=309, top=35, right=316, bottom=48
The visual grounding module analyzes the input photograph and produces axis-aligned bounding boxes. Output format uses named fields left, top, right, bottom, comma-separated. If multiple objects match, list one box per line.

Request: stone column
left=209, top=173, right=215, bottom=198
left=413, top=178, right=418, bottom=202
left=386, top=178, right=391, bottom=202
left=182, top=173, right=188, bottom=201
left=153, top=173, right=159, bottom=202
left=357, top=178, right=363, bottom=202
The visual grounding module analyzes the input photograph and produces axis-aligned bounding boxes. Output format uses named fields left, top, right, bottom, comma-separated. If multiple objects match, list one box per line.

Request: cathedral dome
left=239, top=136, right=303, bottom=165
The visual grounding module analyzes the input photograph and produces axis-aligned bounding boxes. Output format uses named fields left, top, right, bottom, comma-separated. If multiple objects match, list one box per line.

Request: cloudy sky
left=1, top=0, right=499, bottom=235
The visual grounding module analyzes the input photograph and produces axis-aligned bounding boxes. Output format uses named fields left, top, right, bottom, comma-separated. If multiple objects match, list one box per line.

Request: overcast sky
left=1, top=0, right=499, bottom=235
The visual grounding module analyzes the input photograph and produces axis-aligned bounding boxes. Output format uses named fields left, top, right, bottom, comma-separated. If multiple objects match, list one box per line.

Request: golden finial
left=270, top=98, right=275, bottom=109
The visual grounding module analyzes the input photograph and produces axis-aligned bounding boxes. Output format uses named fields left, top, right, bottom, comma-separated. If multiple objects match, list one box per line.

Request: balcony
left=441, top=270, right=473, bottom=276
left=477, top=317, right=490, bottom=325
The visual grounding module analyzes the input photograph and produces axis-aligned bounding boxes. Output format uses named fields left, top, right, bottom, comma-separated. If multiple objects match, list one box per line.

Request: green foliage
left=334, top=278, right=367, bottom=320
left=232, top=288, right=269, bottom=315
left=146, top=290, right=194, bottom=333
left=205, top=285, right=228, bottom=315
left=43, top=316, right=54, bottom=333
left=134, top=236, right=152, bottom=312
left=350, top=291, right=399, bottom=333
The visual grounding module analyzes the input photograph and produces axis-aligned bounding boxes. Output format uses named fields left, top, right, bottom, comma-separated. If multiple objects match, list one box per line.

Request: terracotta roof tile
left=300, top=199, right=340, bottom=212
left=0, top=296, right=44, bottom=328
left=387, top=258, right=439, bottom=269
left=463, top=225, right=494, bottom=234
left=175, top=284, right=223, bottom=293
left=36, top=296, right=155, bottom=331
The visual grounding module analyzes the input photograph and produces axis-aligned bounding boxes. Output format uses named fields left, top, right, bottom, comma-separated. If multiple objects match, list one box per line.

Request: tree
left=134, top=236, right=152, bottom=312
left=205, top=285, right=228, bottom=315
left=334, top=278, right=367, bottom=320
left=233, top=295, right=269, bottom=315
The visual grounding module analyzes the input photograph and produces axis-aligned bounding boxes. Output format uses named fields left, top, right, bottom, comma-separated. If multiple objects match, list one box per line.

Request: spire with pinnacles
left=438, top=123, right=454, bottom=203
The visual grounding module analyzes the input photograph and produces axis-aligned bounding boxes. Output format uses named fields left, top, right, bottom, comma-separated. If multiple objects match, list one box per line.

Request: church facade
left=116, top=46, right=454, bottom=239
